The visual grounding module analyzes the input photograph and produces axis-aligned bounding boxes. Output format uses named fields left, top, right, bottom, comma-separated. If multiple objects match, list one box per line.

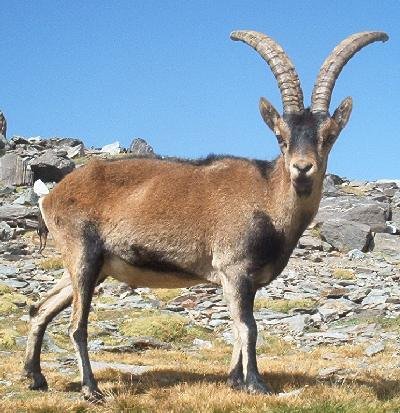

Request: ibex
left=24, top=30, right=388, bottom=401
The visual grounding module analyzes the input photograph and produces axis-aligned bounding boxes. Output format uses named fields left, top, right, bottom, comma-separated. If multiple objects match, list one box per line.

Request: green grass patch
left=257, top=333, right=293, bottom=356
left=254, top=298, right=316, bottom=313
left=119, top=310, right=209, bottom=344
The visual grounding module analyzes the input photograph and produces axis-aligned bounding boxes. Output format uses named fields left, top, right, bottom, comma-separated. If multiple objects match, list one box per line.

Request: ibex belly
left=101, top=255, right=204, bottom=288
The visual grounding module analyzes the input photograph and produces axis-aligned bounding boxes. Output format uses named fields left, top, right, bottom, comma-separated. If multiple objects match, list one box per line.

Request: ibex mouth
left=292, top=177, right=313, bottom=197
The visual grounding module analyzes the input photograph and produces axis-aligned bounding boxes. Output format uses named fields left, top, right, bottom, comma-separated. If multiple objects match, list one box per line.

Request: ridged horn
left=231, top=30, right=304, bottom=114
left=311, top=31, right=389, bottom=113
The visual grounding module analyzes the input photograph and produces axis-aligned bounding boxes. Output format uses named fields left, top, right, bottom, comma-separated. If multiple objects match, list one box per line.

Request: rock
left=342, top=204, right=389, bottom=233
left=323, top=174, right=343, bottom=195
left=0, top=221, right=15, bottom=241
left=90, top=361, right=152, bottom=375
left=2, top=279, right=28, bottom=289
left=0, top=205, right=38, bottom=221
left=320, top=219, right=372, bottom=252
left=283, top=314, right=309, bottom=332
left=0, top=111, right=7, bottom=138
left=364, top=341, right=385, bottom=357
left=0, top=135, right=8, bottom=152
left=361, top=290, right=387, bottom=306
left=0, top=153, right=33, bottom=186
left=33, top=179, right=50, bottom=197
left=101, top=141, right=122, bottom=155
left=13, top=188, right=38, bottom=206
left=372, top=233, right=400, bottom=256
left=318, top=366, right=342, bottom=378
left=317, top=299, right=354, bottom=322
left=29, top=150, right=75, bottom=182
left=0, top=265, right=18, bottom=277
left=193, top=338, right=212, bottom=349
left=102, top=337, right=171, bottom=352
left=129, top=138, right=155, bottom=157
left=347, top=249, right=365, bottom=260
left=67, top=143, right=85, bottom=159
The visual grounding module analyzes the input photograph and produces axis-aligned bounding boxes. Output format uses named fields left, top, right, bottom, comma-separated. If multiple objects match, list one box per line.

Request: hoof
left=227, top=374, right=244, bottom=390
left=82, top=385, right=104, bottom=403
left=23, top=371, right=48, bottom=391
left=245, top=376, right=274, bottom=395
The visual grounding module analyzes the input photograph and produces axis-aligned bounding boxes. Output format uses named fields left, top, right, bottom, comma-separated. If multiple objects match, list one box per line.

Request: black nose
left=293, top=162, right=313, bottom=174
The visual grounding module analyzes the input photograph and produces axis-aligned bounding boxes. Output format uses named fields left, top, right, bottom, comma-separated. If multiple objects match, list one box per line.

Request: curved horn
left=311, top=31, right=388, bottom=113
left=231, top=30, right=304, bottom=114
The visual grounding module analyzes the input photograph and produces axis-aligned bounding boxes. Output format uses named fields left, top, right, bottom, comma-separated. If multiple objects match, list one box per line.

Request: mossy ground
left=254, top=298, right=316, bottom=313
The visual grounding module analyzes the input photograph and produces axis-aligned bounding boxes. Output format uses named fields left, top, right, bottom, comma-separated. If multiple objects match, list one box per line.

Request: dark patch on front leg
left=242, top=210, right=285, bottom=272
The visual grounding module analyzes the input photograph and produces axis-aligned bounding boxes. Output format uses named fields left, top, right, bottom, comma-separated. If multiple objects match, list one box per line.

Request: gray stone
left=0, top=266, right=18, bottom=277
left=373, top=233, right=400, bottom=256
left=318, top=299, right=354, bottom=322
left=29, top=150, right=75, bottom=182
left=67, top=143, right=85, bottom=159
left=193, top=338, right=212, bottom=349
left=0, top=221, right=15, bottom=241
left=129, top=138, right=155, bottom=157
left=2, top=279, right=27, bottom=288
left=347, top=249, right=365, bottom=260
left=342, top=204, right=388, bottom=233
left=0, top=152, right=33, bottom=186
left=320, top=219, right=372, bottom=252
left=0, top=204, right=38, bottom=221
left=13, top=188, right=38, bottom=206
left=364, top=341, right=385, bottom=357
left=90, top=361, right=152, bottom=375
left=283, top=314, right=309, bottom=332
left=361, top=290, right=387, bottom=306
left=101, top=141, right=122, bottom=155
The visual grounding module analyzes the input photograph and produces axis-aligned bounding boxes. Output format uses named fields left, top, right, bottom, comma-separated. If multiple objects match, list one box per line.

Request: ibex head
left=231, top=31, right=388, bottom=196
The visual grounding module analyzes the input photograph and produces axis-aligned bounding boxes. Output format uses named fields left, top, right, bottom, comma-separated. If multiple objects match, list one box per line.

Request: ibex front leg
left=222, top=272, right=273, bottom=394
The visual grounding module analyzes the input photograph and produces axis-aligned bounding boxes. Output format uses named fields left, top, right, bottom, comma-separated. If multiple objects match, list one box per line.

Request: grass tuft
left=254, top=298, right=316, bottom=313
left=38, top=256, right=64, bottom=271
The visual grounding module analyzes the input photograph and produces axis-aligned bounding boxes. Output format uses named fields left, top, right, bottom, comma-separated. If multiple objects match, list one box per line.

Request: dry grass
left=151, top=288, right=183, bottom=303
left=254, top=298, right=316, bottom=313
left=332, top=268, right=356, bottom=280
left=0, top=344, right=399, bottom=412
left=37, top=256, right=64, bottom=271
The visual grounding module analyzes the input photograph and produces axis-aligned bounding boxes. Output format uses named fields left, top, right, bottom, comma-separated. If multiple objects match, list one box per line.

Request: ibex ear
left=259, top=97, right=280, bottom=132
left=332, top=97, right=353, bottom=130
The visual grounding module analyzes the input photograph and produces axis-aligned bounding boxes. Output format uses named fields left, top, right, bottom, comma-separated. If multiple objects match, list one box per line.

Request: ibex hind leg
left=23, top=270, right=73, bottom=390
left=67, top=225, right=104, bottom=402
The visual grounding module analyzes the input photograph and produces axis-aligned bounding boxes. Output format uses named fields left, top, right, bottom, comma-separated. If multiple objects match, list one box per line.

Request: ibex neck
left=268, top=156, right=323, bottom=245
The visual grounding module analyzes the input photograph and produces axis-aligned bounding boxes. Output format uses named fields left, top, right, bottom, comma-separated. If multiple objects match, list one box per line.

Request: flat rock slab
left=90, top=361, right=152, bottom=375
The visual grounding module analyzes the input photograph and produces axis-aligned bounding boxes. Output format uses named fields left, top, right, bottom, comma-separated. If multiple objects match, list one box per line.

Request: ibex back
left=24, top=30, right=388, bottom=401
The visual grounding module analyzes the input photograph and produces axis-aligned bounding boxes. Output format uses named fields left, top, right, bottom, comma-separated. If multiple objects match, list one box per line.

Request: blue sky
left=1, top=1, right=399, bottom=180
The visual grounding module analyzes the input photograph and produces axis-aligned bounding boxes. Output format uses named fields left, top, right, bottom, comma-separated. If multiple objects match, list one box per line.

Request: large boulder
left=372, top=233, right=400, bottom=256
left=29, top=150, right=75, bottom=182
left=0, top=152, right=33, bottom=186
left=320, top=218, right=372, bottom=252
left=129, top=138, right=155, bottom=157
left=315, top=196, right=390, bottom=233
left=101, top=141, right=122, bottom=155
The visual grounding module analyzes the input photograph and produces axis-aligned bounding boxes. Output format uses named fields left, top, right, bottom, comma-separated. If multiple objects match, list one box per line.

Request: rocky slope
left=0, top=129, right=399, bottom=381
